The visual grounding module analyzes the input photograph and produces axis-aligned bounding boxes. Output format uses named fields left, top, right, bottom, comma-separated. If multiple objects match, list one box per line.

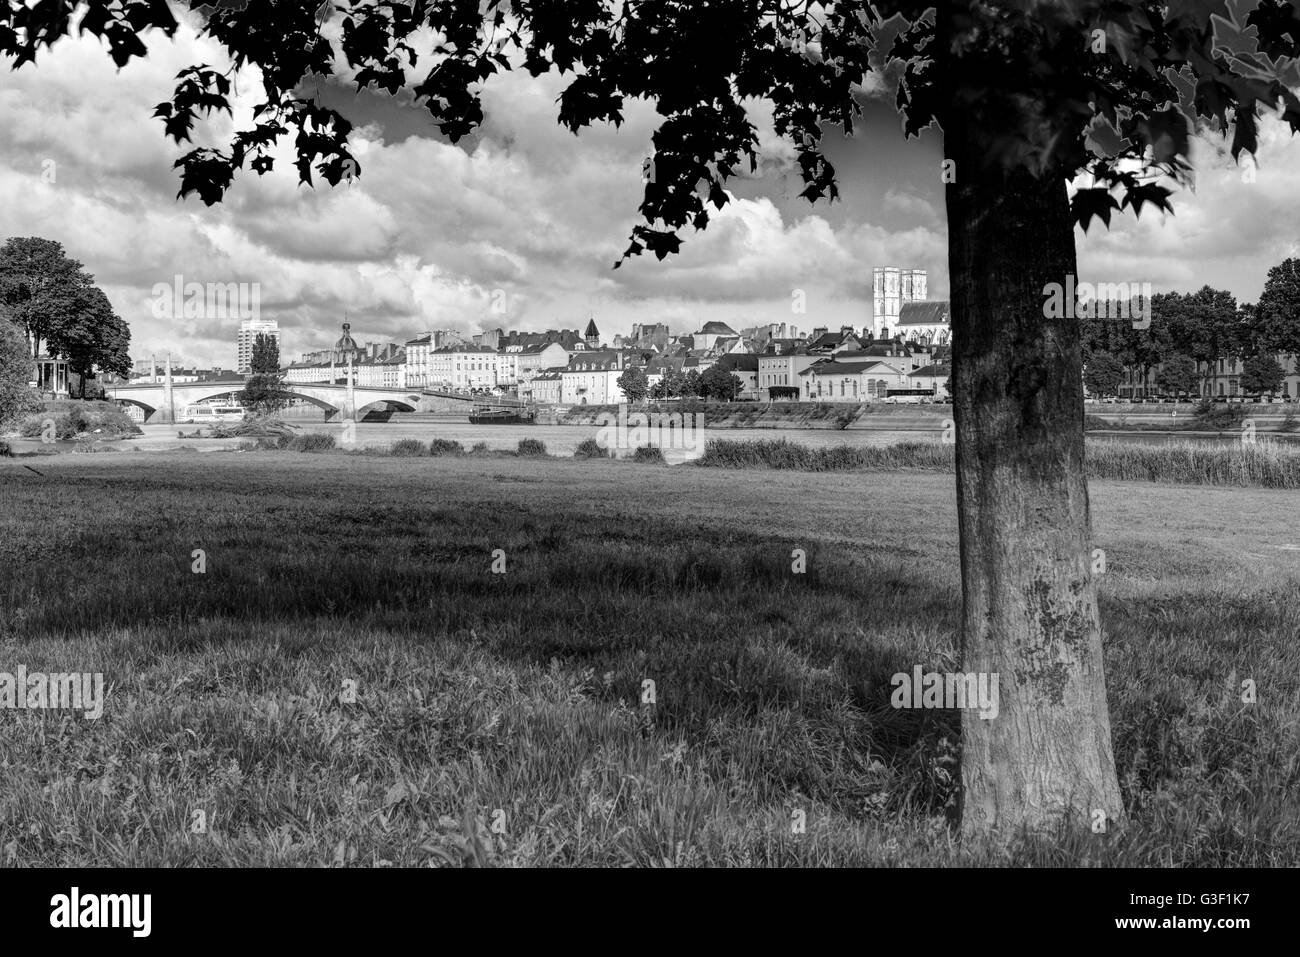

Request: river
left=8, top=413, right=1295, bottom=457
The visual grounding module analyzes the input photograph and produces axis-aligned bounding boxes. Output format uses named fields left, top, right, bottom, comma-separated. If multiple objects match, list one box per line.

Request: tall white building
left=871, top=268, right=927, bottom=339
left=237, top=319, right=281, bottom=374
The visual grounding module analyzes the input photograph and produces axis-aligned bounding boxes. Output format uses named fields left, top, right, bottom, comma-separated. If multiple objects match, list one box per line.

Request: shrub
left=429, top=438, right=465, bottom=456
left=517, top=438, right=547, bottom=456
left=0, top=439, right=10, bottom=457
left=1281, top=408, right=1298, bottom=434
left=470, top=441, right=490, bottom=455
left=1193, top=400, right=1247, bottom=430
left=389, top=438, right=428, bottom=457
left=631, top=444, right=666, bottom=464
left=574, top=437, right=610, bottom=459
left=16, top=401, right=141, bottom=440
left=284, top=432, right=335, bottom=452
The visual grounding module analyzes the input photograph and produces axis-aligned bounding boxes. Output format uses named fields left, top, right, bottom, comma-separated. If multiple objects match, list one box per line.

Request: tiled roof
left=897, top=300, right=950, bottom=326
left=716, top=353, right=759, bottom=372
left=800, top=359, right=900, bottom=376
left=698, top=321, right=738, bottom=335
left=909, top=363, right=952, bottom=377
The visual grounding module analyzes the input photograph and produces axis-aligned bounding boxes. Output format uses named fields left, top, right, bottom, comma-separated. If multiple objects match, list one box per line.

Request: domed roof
left=335, top=322, right=358, bottom=352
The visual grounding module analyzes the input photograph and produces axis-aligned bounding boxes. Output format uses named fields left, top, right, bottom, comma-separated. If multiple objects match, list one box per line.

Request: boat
left=469, top=398, right=536, bottom=425
left=181, top=403, right=245, bottom=424
left=468, top=407, right=537, bottom=425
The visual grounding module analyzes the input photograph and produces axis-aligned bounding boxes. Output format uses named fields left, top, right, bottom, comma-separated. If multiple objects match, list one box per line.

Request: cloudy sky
left=1, top=7, right=1297, bottom=369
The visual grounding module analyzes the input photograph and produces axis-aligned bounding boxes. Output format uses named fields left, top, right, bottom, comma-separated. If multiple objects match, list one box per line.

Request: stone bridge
left=106, top=380, right=429, bottom=423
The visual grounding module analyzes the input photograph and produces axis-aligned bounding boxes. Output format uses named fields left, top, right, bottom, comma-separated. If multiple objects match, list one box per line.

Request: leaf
left=1071, top=187, right=1121, bottom=231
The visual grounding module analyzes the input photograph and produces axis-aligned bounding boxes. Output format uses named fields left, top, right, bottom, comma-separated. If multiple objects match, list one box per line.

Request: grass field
left=1, top=450, right=1297, bottom=866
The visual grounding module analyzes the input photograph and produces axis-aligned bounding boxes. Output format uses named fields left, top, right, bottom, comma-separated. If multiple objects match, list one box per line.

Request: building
left=355, top=345, right=406, bottom=388
left=133, top=355, right=191, bottom=378
left=404, top=333, right=434, bottom=387
left=693, top=320, right=739, bottom=352
left=282, top=359, right=334, bottom=384
left=800, top=359, right=911, bottom=402
left=584, top=318, right=601, bottom=349
left=807, top=327, right=866, bottom=355
left=758, top=343, right=822, bottom=401
left=896, top=300, right=951, bottom=347
left=429, top=343, right=499, bottom=391
left=1116, top=352, right=1300, bottom=400
left=628, top=322, right=671, bottom=351
left=516, top=342, right=570, bottom=384
left=521, top=368, right=564, bottom=405
left=714, top=353, right=760, bottom=401
left=237, top=319, right=280, bottom=374
left=872, top=267, right=927, bottom=339
left=909, top=362, right=952, bottom=400
left=561, top=350, right=628, bottom=405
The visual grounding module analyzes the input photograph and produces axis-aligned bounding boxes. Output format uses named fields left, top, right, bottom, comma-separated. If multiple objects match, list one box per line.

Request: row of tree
left=1082, top=261, right=1300, bottom=397
left=616, top=365, right=744, bottom=403
left=0, top=237, right=132, bottom=397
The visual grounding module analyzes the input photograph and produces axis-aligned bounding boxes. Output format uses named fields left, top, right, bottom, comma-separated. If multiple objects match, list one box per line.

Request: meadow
left=0, top=450, right=1297, bottom=866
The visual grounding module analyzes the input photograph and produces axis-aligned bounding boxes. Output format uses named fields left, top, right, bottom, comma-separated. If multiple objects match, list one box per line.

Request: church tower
left=583, top=317, right=600, bottom=349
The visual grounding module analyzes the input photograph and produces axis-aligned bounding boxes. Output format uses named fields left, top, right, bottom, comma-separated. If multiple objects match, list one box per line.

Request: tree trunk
left=944, top=122, right=1124, bottom=837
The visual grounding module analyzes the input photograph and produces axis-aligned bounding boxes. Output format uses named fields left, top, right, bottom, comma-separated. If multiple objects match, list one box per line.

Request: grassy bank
left=0, top=453, right=1297, bottom=866
left=558, top=401, right=883, bottom=430
left=696, top=437, right=1300, bottom=488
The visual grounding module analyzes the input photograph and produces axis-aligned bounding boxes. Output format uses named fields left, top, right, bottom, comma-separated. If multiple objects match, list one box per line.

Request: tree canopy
left=0, top=237, right=131, bottom=388
left=2, top=1, right=1297, bottom=260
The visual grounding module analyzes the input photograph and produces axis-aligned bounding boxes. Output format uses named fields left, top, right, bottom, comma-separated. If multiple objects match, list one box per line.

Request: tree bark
left=944, top=122, right=1125, bottom=837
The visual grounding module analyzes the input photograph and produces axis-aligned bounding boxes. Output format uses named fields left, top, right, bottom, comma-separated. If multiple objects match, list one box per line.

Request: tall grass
left=388, top=439, right=428, bottom=457
left=282, top=432, right=336, bottom=452
left=697, top=437, right=1300, bottom=488
left=1, top=456, right=1295, bottom=866
left=1086, top=438, right=1300, bottom=488
left=697, top=438, right=952, bottom=472
left=574, top=438, right=610, bottom=460
left=430, top=438, right=466, bottom=456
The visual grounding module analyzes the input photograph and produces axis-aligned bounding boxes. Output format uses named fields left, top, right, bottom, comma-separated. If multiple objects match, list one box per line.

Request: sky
left=1, top=7, right=1298, bottom=369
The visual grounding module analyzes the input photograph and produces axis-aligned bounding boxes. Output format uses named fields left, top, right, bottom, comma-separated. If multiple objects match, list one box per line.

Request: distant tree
left=1241, top=355, right=1285, bottom=398
left=699, top=366, right=742, bottom=401
left=0, top=237, right=87, bottom=359
left=1254, top=258, right=1300, bottom=359
left=680, top=369, right=702, bottom=399
left=240, top=333, right=288, bottom=415
left=1083, top=352, right=1123, bottom=398
left=60, top=287, right=131, bottom=397
left=0, top=237, right=131, bottom=394
left=1155, top=354, right=1198, bottom=400
left=616, top=366, right=648, bottom=403
left=0, top=312, right=40, bottom=428
left=250, top=332, right=280, bottom=375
